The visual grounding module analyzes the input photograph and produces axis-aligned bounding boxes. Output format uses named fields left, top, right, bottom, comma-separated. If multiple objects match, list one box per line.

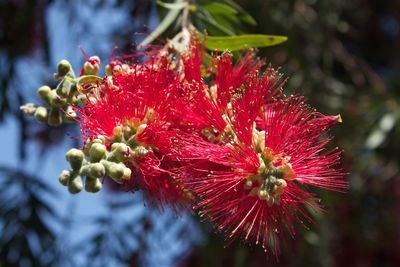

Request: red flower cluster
left=76, top=40, right=346, bottom=252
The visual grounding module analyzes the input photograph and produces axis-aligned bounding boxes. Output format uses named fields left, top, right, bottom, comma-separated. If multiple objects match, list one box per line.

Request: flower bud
left=122, top=167, right=132, bottom=181
left=281, top=162, right=296, bottom=180
left=113, top=125, right=123, bottom=141
left=37, top=86, right=52, bottom=104
left=66, top=148, right=84, bottom=170
left=68, top=173, right=83, bottom=194
left=82, top=56, right=100, bottom=75
left=64, top=106, right=77, bottom=122
left=56, top=79, right=73, bottom=98
left=50, top=90, right=66, bottom=107
left=108, top=143, right=129, bottom=162
left=20, top=103, right=36, bottom=115
left=88, top=162, right=105, bottom=178
left=55, top=59, right=71, bottom=79
left=85, top=177, right=102, bottom=193
left=58, top=170, right=70, bottom=186
left=34, top=106, right=48, bottom=122
left=258, top=189, right=269, bottom=200
left=107, top=162, right=125, bottom=183
left=89, top=143, right=107, bottom=162
left=48, top=108, right=63, bottom=126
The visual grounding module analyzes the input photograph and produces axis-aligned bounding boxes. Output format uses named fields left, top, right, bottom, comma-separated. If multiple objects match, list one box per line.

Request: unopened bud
left=50, top=90, right=66, bottom=107
left=82, top=56, right=100, bottom=75
left=34, top=106, right=48, bottom=122
left=107, top=162, right=125, bottom=183
left=108, top=143, right=129, bottom=162
left=56, top=79, right=73, bottom=98
left=88, top=162, right=105, bottom=178
left=89, top=143, right=107, bottom=162
left=85, top=177, right=102, bottom=193
left=37, top=86, right=52, bottom=104
left=122, top=167, right=132, bottom=180
left=66, top=148, right=84, bottom=170
left=48, top=108, right=63, bottom=126
left=56, top=60, right=71, bottom=79
left=281, top=162, right=296, bottom=180
left=68, top=173, right=83, bottom=194
left=20, top=103, right=36, bottom=115
left=113, top=125, right=123, bottom=141
left=64, top=106, right=77, bottom=122
left=58, top=170, right=70, bottom=186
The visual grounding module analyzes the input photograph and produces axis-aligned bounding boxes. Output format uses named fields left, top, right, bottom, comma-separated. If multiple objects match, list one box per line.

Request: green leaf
left=196, top=10, right=235, bottom=36
left=141, top=0, right=184, bottom=45
left=220, top=0, right=257, bottom=25
left=205, top=34, right=288, bottom=51
left=202, top=2, right=237, bottom=15
left=156, top=0, right=186, bottom=10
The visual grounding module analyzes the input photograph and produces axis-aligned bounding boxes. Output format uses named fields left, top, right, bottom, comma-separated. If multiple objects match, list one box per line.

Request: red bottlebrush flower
left=174, top=39, right=282, bottom=141
left=156, top=94, right=346, bottom=253
left=76, top=50, right=190, bottom=210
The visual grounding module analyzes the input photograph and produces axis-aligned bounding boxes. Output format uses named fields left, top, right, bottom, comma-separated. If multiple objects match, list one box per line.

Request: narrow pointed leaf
left=205, top=34, right=288, bottom=51
left=156, top=0, right=186, bottom=10
left=141, top=0, right=184, bottom=45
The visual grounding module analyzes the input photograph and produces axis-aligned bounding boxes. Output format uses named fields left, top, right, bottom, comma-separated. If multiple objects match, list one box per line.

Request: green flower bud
left=56, top=59, right=71, bottom=79
left=56, top=79, right=72, bottom=98
left=58, top=170, right=70, bottom=186
left=34, top=106, right=48, bottom=122
left=89, top=143, right=107, bottom=162
left=88, top=162, right=105, bottom=178
left=108, top=143, right=129, bottom=162
left=122, top=167, right=132, bottom=181
left=104, top=161, right=124, bottom=183
left=112, top=125, right=123, bottom=141
left=63, top=106, right=77, bottom=122
left=37, top=86, right=52, bottom=104
left=20, top=103, right=36, bottom=115
left=50, top=90, right=66, bottom=107
left=68, top=173, right=83, bottom=194
left=48, top=108, right=63, bottom=126
left=66, top=148, right=85, bottom=170
left=85, top=177, right=102, bottom=193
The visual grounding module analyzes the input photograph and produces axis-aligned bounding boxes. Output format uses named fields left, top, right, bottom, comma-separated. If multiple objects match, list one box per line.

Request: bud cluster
left=20, top=60, right=82, bottom=126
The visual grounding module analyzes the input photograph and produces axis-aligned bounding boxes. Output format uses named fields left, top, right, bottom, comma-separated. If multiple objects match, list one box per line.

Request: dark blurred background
left=1, top=0, right=399, bottom=266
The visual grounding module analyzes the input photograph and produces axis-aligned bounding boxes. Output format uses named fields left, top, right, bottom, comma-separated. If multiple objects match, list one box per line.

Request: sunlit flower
left=154, top=42, right=346, bottom=252
left=77, top=50, right=189, bottom=210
